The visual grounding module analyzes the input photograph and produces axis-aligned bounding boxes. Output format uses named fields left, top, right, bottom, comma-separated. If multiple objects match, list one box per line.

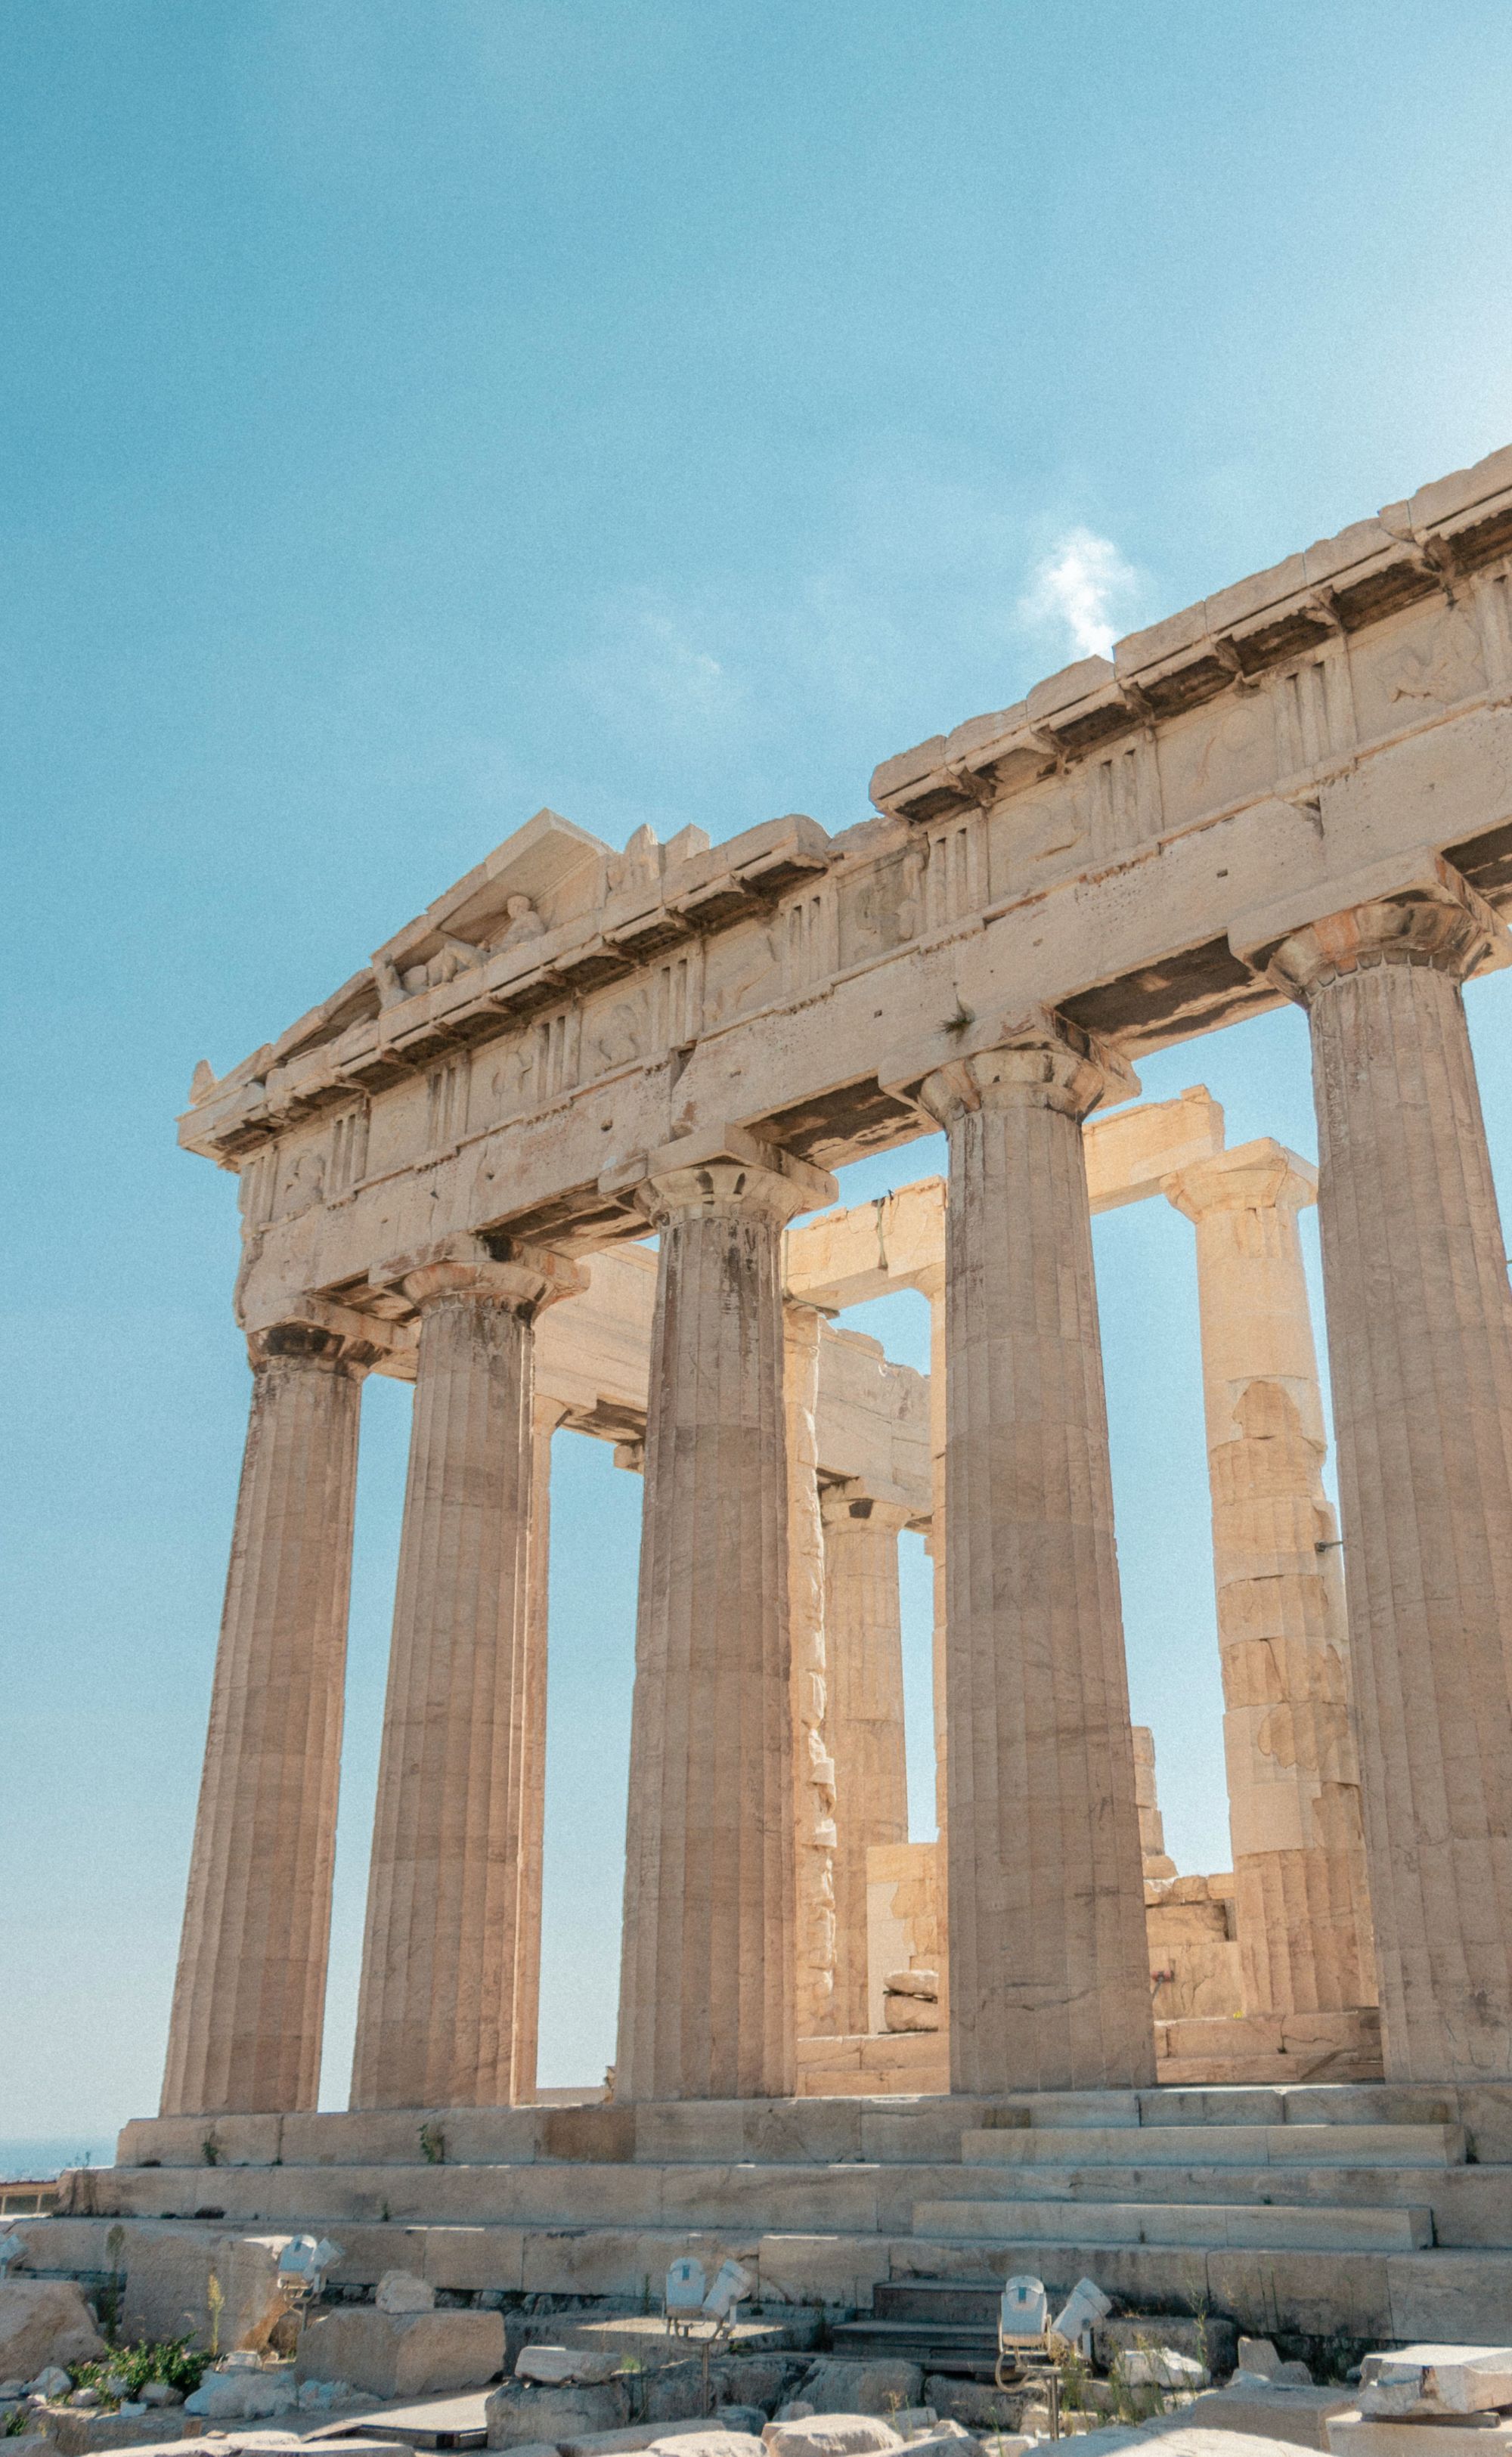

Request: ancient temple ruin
left=36, top=442, right=1512, bottom=2347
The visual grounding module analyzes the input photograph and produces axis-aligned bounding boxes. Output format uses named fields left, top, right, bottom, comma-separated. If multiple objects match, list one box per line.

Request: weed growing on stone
left=98, top=2224, right=128, bottom=2344
left=67, top=2338, right=209, bottom=2406
left=1056, top=2345, right=1091, bottom=2415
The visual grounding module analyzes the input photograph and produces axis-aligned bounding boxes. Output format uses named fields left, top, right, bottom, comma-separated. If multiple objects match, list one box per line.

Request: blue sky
left=5, top=1, right=1512, bottom=2143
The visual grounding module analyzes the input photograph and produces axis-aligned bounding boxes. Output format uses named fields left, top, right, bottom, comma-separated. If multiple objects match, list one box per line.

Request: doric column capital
left=246, top=1315, right=383, bottom=1377
left=820, top=1477, right=914, bottom=1535
left=1164, top=1137, right=1318, bottom=1225
left=634, top=1158, right=816, bottom=1228
left=899, top=1006, right=1138, bottom=1130
left=1232, top=850, right=1509, bottom=1007
left=631, top=1126, right=836, bottom=1230
left=604, top=1122, right=836, bottom=1232
left=370, top=1233, right=587, bottom=1319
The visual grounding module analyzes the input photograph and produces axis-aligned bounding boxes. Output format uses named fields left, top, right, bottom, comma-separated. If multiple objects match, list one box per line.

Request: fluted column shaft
left=822, top=1485, right=911, bottom=2036
left=351, top=1246, right=580, bottom=2109
left=1263, top=870, right=1512, bottom=2080
left=616, top=1145, right=831, bottom=2100
left=918, top=1266, right=950, bottom=2030
left=785, top=1303, right=838, bottom=2043
left=1168, top=1144, right=1374, bottom=2016
left=921, top=1016, right=1154, bottom=2093
left=511, top=1396, right=569, bottom=2106
left=162, top=1325, right=366, bottom=2117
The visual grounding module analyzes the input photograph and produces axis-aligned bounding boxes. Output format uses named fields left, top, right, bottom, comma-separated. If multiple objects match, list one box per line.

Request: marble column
left=1132, top=1727, right=1176, bottom=1880
left=161, top=1323, right=368, bottom=2117
left=785, top=1303, right=838, bottom=2043
left=615, top=1139, right=835, bottom=2101
left=918, top=1263, right=950, bottom=2028
left=351, top=1244, right=582, bottom=2110
left=510, top=1395, right=570, bottom=2107
left=1170, top=1140, right=1377, bottom=2005
left=919, top=1013, right=1154, bottom=2093
left=1167, top=1141, right=1374, bottom=2017
left=1256, top=865, right=1512, bottom=2080
left=821, top=1482, right=912, bottom=2037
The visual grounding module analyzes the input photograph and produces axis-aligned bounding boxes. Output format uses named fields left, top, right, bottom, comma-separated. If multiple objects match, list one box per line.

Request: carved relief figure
left=702, top=919, right=784, bottom=1027
left=372, top=899, right=544, bottom=1010
left=282, top=1145, right=326, bottom=1218
left=489, top=1028, right=538, bottom=1117
left=590, top=987, right=650, bottom=1074
left=498, top=893, right=546, bottom=949
left=605, top=823, right=662, bottom=901
left=1379, top=618, right=1486, bottom=710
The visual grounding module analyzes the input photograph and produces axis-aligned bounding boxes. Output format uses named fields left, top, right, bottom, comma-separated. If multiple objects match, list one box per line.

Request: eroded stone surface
left=1166, top=1144, right=1374, bottom=2022
left=298, top=2306, right=503, bottom=2398
left=918, top=1015, right=1154, bottom=2093
left=0, top=2283, right=105, bottom=2380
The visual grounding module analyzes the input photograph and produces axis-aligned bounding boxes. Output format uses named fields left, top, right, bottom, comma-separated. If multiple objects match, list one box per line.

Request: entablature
left=187, top=445, right=1512, bottom=1334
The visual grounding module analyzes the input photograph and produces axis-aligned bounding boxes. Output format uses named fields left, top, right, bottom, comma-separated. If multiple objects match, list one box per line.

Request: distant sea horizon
left=0, top=2136, right=119, bottom=2181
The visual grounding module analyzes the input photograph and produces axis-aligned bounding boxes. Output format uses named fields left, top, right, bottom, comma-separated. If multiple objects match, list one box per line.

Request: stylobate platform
left=14, top=2084, right=1512, bottom=2348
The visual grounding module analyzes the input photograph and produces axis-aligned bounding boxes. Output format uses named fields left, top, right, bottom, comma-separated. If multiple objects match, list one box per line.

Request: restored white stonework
left=822, top=1483, right=912, bottom=2037
left=785, top=1300, right=839, bottom=2042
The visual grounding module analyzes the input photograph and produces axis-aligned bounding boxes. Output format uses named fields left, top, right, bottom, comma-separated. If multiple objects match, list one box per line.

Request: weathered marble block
left=296, top=2305, right=503, bottom=2398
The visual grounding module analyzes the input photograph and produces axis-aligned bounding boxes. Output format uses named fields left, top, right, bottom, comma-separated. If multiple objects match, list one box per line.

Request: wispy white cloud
left=566, top=590, right=743, bottom=755
left=633, top=608, right=726, bottom=708
left=1018, top=526, right=1139, bottom=661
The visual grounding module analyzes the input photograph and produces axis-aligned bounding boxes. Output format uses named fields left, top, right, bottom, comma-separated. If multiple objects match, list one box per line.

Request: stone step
left=907, top=2161, right=1512, bottom=2240
left=961, top=2122, right=1467, bottom=2167
left=1156, top=2053, right=1386, bottom=2087
left=826, top=2318, right=998, bottom=2377
left=112, top=2101, right=984, bottom=2174
left=73, top=2158, right=888, bottom=2233
left=26, top=2210, right=1512, bottom=2341
left=109, top=2084, right=1512, bottom=2173
left=64, top=2150, right=1512, bottom=2244
left=872, top=2279, right=1002, bottom=2323
left=909, top=2196, right=1433, bottom=2251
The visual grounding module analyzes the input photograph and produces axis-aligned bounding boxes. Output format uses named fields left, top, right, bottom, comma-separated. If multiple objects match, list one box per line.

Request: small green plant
left=67, top=2337, right=209, bottom=2407
left=1057, top=2344, right=1090, bottom=2415
left=206, top=2272, right=225, bottom=2361
left=99, top=2224, right=129, bottom=2344
left=200, top=2132, right=222, bottom=2168
left=5, top=2411, right=33, bottom=2436
left=1180, top=2263, right=1212, bottom=2379
left=1109, top=2334, right=1172, bottom=2428
left=418, top=2121, right=446, bottom=2165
